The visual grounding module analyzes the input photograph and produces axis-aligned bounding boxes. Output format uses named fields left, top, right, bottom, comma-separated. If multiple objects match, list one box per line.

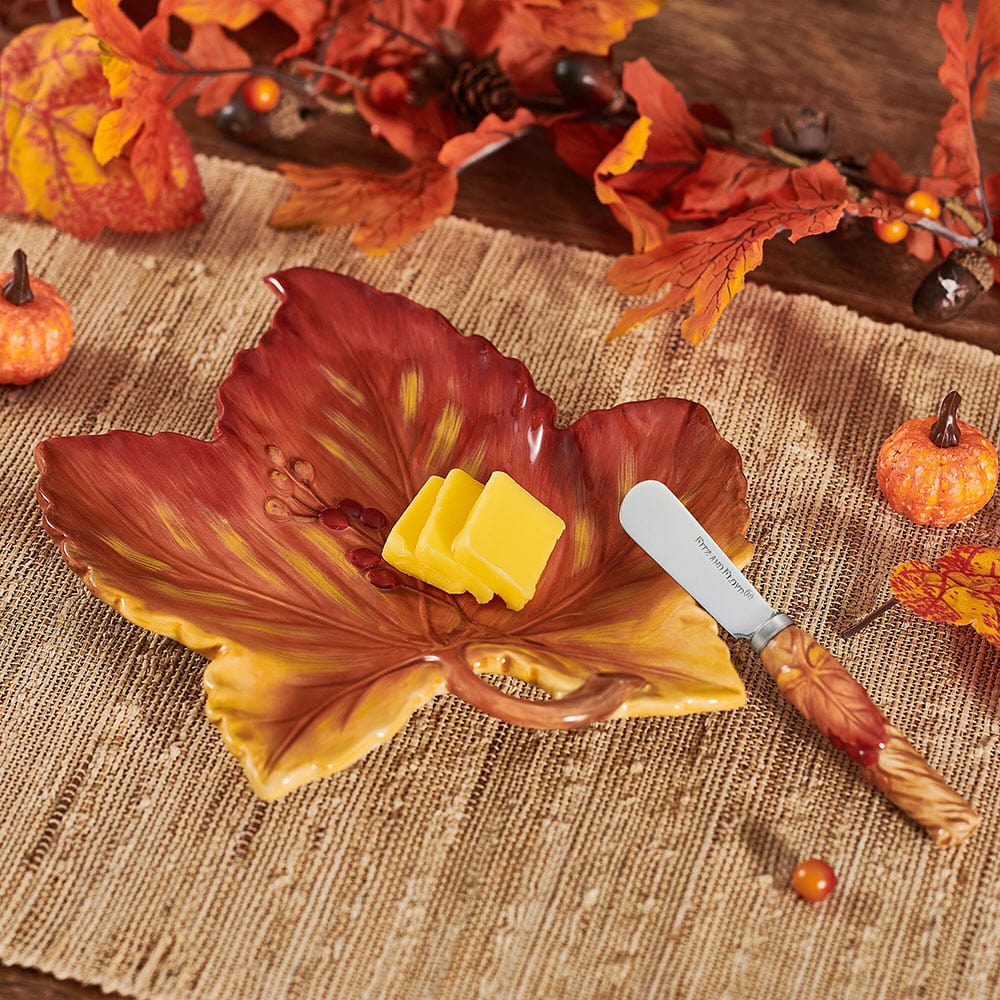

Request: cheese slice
left=453, top=471, right=565, bottom=610
left=381, top=475, right=459, bottom=590
left=413, top=469, right=494, bottom=603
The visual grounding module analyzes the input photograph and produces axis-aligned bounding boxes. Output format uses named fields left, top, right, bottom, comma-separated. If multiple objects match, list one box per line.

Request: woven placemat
left=2, top=155, right=999, bottom=1000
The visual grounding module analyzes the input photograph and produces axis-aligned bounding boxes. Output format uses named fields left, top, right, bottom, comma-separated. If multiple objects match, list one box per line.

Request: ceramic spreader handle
left=758, top=625, right=981, bottom=847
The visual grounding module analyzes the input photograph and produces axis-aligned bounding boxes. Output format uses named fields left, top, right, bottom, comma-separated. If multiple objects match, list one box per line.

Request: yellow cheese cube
left=381, top=475, right=458, bottom=590
left=414, top=469, right=494, bottom=603
left=453, top=471, right=565, bottom=610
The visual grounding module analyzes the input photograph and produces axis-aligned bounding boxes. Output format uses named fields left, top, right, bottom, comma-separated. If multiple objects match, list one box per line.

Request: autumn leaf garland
left=2, top=0, right=1000, bottom=340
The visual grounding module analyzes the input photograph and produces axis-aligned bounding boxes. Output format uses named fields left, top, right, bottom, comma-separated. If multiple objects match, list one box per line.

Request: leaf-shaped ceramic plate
left=36, top=269, right=753, bottom=799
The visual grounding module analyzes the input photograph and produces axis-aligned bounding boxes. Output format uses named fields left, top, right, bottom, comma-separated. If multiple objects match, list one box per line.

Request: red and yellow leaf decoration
left=890, top=545, right=1000, bottom=648
left=36, top=268, right=753, bottom=800
left=0, top=17, right=203, bottom=238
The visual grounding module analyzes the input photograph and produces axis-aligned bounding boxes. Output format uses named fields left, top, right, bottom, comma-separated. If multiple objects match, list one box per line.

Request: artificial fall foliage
left=0, top=15, right=204, bottom=237
left=890, top=545, right=1000, bottom=650
left=2, top=0, right=1000, bottom=339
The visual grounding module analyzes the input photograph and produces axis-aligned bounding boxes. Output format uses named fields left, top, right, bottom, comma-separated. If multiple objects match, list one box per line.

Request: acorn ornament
left=912, top=248, right=995, bottom=323
left=877, top=391, right=998, bottom=526
left=552, top=52, right=625, bottom=114
left=771, top=107, right=833, bottom=158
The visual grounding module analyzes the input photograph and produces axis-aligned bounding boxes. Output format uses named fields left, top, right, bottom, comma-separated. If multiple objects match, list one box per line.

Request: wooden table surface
left=3, top=3, right=999, bottom=998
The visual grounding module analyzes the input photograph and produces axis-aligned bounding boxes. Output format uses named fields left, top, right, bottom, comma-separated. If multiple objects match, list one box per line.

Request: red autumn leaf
left=311, top=1, right=464, bottom=96
left=0, top=17, right=203, bottom=238
left=930, top=0, right=1000, bottom=189
left=270, top=158, right=459, bottom=253
left=547, top=119, right=625, bottom=179
left=36, top=268, right=751, bottom=798
left=607, top=160, right=850, bottom=344
left=355, top=90, right=457, bottom=162
left=890, top=544, right=1000, bottom=649
left=159, top=0, right=327, bottom=60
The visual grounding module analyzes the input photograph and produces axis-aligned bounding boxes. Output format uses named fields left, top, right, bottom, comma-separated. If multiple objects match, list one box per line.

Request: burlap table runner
left=2, top=155, right=999, bottom=1000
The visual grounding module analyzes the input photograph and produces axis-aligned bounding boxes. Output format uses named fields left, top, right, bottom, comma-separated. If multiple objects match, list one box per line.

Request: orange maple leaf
left=606, top=160, right=850, bottom=344
left=183, top=22, right=253, bottom=116
left=437, top=106, right=538, bottom=167
left=158, top=0, right=327, bottom=60
left=593, top=116, right=672, bottom=253
left=508, top=0, right=661, bottom=54
left=272, top=108, right=536, bottom=253
left=931, top=0, right=1000, bottom=189
left=271, top=159, right=459, bottom=254
left=459, top=0, right=663, bottom=89
left=890, top=545, right=1000, bottom=649
left=0, top=17, right=203, bottom=238
left=75, top=0, right=252, bottom=198
left=613, top=59, right=706, bottom=212
left=580, top=59, right=709, bottom=252
left=676, top=148, right=792, bottom=219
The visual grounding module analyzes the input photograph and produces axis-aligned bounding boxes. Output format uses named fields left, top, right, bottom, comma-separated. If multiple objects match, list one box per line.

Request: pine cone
left=448, top=52, right=518, bottom=124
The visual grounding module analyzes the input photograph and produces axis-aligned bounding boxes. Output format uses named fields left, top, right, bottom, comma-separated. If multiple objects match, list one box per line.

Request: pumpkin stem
left=2, top=249, right=33, bottom=306
left=929, top=390, right=962, bottom=448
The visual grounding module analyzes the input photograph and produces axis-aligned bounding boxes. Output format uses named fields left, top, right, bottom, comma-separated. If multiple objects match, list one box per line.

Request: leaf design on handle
left=758, top=626, right=888, bottom=764
left=759, top=626, right=980, bottom=846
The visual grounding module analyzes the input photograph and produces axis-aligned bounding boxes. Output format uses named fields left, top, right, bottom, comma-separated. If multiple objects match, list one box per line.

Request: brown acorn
left=771, top=107, right=833, bottom=158
left=552, top=52, right=625, bottom=114
left=912, top=248, right=995, bottom=323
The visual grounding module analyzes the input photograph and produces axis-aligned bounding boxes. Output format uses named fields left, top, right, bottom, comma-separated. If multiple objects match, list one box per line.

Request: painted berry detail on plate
left=35, top=269, right=753, bottom=799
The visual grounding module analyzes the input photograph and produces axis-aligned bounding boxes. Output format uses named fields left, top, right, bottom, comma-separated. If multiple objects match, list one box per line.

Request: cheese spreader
left=619, top=480, right=980, bottom=847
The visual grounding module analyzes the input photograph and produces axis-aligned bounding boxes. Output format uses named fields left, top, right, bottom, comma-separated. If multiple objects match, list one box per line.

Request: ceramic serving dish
left=35, top=269, right=753, bottom=799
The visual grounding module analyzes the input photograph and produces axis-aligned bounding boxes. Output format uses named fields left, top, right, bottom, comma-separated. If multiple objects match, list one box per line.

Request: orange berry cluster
left=873, top=189, right=941, bottom=244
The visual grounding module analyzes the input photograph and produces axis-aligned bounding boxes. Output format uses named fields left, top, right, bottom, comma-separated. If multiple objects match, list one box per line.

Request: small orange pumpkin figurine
left=0, top=248, right=73, bottom=386
left=877, top=390, right=998, bottom=526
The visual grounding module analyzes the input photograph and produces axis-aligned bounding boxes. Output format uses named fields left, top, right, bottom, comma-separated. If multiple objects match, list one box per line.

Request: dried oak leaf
left=931, top=0, right=1000, bottom=190
left=890, top=544, right=1000, bottom=649
left=36, top=268, right=752, bottom=799
left=0, top=17, right=203, bottom=238
left=271, top=108, right=537, bottom=253
left=607, top=159, right=850, bottom=344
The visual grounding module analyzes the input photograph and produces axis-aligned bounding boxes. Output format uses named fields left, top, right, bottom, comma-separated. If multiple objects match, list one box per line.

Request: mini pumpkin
left=877, top=391, right=998, bottom=526
left=0, top=248, right=73, bottom=386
